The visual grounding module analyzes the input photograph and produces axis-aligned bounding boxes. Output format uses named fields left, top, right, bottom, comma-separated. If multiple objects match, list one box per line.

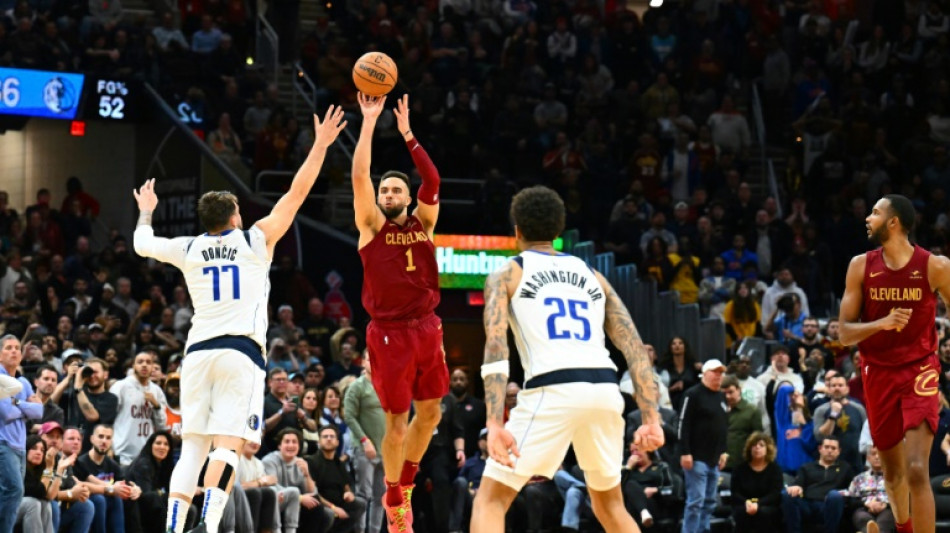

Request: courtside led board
left=435, top=234, right=564, bottom=289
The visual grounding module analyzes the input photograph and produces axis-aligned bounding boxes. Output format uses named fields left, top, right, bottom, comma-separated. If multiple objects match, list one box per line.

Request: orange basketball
left=352, top=52, right=398, bottom=96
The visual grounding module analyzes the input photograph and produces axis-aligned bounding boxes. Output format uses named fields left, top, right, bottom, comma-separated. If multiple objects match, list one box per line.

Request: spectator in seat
left=152, top=11, right=188, bottom=52
left=774, top=384, right=817, bottom=475
left=730, top=432, right=784, bottom=531
left=782, top=435, right=853, bottom=533
left=237, top=440, right=279, bottom=533
left=300, top=297, right=336, bottom=357
left=847, top=445, right=893, bottom=533
left=757, top=345, right=805, bottom=395
left=760, top=267, right=811, bottom=328
left=55, top=427, right=95, bottom=533
left=621, top=440, right=671, bottom=528
left=124, top=431, right=174, bottom=533
left=698, top=256, right=735, bottom=319
left=16, top=436, right=57, bottom=531
left=109, top=352, right=167, bottom=465
left=812, top=374, right=866, bottom=472
left=723, top=281, right=763, bottom=349
left=262, top=368, right=299, bottom=454
left=723, top=375, right=764, bottom=471
left=190, top=14, right=222, bottom=54
left=657, top=336, right=699, bottom=412
left=31, top=363, right=64, bottom=430
left=307, top=425, right=367, bottom=532
left=324, top=341, right=361, bottom=386
left=268, top=304, right=305, bottom=345
left=261, top=428, right=333, bottom=533
left=75, top=424, right=141, bottom=533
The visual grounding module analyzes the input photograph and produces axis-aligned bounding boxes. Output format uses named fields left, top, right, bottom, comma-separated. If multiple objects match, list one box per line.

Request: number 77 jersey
left=181, top=227, right=271, bottom=351
left=508, top=251, right=615, bottom=381
left=359, top=215, right=440, bottom=321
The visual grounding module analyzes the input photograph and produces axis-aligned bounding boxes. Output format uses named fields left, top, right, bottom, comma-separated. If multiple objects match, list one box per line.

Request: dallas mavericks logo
left=43, top=77, right=77, bottom=114
left=247, top=414, right=260, bottom=431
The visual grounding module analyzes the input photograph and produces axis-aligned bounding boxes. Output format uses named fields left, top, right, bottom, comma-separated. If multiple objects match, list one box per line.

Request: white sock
left=285, top=528, right=296, bottom=533
left=201, top=487, right=230, bottom=532
left=166, top=497, right=189, bottom=533
left=640, top=509, right=653, bottom=522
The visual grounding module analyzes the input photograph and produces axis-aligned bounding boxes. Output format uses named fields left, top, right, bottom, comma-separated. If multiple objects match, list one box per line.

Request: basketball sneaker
left=383, top=496, right=411, bottom=533
left=401, top=484, right=415, bottom=526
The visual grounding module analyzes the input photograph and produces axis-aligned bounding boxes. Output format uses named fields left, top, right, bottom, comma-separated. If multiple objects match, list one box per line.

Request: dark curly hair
left=510, top=186, right=565, bottom=242
left=197, top=191, right=238, bottom=232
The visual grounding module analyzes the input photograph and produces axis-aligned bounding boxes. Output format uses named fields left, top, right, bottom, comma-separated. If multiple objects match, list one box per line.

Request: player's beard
left=380, top=203, right=405, bottom=220
left=869, top=224, right=888, bottom=245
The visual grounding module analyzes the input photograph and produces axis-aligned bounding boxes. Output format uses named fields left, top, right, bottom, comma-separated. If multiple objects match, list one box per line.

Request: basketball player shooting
left=134, top=106, right=347, bottom=533
left=839, top=194, right=949, bottom=533
left=472, top=186, right=664, bottom=533
left=352, top=92, right=447, bottom=533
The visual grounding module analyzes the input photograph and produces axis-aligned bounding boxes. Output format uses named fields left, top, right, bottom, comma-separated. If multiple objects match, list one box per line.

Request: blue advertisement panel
left=0, top=68, right=85, bottom=120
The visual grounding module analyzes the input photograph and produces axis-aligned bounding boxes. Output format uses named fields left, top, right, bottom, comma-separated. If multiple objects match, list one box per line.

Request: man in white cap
left=678, top=358, right=728, bottom=533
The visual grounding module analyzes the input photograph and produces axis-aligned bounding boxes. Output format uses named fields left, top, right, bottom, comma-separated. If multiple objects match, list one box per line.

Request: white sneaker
left=640, top=509, right=654, bottom=528
left=0, top=374, right=22, bottom=400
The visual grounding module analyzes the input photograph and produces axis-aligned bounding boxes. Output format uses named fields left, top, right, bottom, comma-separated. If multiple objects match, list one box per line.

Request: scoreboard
left=0, top=67, right=145, bottom=122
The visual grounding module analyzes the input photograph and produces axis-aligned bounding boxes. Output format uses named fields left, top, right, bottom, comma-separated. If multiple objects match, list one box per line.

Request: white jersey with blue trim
left=508, top=251, right=615, bottom=382
left=134, top=224, right=271, bottom=352
left=183, top=227, right=270, bottom=350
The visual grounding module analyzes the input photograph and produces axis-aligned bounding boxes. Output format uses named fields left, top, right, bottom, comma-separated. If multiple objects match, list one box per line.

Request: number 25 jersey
left=359, top=215, right=440, bottom=321
left=509, top=251, right=616, bottom=382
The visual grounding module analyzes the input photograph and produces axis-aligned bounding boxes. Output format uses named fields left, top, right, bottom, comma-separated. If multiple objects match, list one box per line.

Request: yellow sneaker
left=401, top=484, right=415, bottom=527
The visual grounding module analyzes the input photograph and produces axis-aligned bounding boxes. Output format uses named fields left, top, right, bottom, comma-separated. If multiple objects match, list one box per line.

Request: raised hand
left=313, top=105, right=348, bottom=149
left=393, top=94, right=411, bottom=137
left=133, top=178, right=158, bottom=212
left=357, top=92, right=386, bottom=120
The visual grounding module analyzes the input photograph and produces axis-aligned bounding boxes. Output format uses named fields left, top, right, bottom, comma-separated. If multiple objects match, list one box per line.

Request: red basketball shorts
left=366, top=313, right=448, bottom=414
left=862, top=351, right=940, bottom=451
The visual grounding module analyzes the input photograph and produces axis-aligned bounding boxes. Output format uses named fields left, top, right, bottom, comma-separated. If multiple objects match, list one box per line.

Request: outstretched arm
left=132, top=179, right=192, bottom=268
left=597, top=271, right=665, bottom=452
left=394, top=95, right=440, bottom=236
left=481, top=260, right=520, bottom=467
left=838, top=254, right=909, bottom=345
left=352, top=93, right=386, bottom=242
left=255, top=106, right=347, bottom=254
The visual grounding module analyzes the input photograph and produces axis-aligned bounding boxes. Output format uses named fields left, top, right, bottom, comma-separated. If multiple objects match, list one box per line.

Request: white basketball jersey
left=508, top=251, right=616, bottom=381
left=182, top=226, right=270, bottom=350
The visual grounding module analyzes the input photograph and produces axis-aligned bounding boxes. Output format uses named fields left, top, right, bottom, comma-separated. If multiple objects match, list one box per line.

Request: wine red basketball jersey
left=359, top=215, right=440, bottom=321
left=858, top=245, right=938, bottom=367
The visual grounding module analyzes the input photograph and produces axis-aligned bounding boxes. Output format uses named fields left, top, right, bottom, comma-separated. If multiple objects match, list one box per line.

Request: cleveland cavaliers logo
left=914, top=369, right=939, bottom=397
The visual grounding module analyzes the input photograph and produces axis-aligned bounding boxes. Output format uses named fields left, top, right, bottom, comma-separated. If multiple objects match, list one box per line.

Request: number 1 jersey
left=509, top=251, right=615, bottom=382
left=359, top=215, right=440, bottom=321
left=182, top=226, right=271, bottom=350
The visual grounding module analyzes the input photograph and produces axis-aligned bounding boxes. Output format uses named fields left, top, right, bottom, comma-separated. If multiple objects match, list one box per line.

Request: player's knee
left=207, top=447, right=240, bottom=489
left=386, top=421, right=409, bottom=442
left=415, top=405, right=442, bottom=428
left=883, top=464, right=906, bottom=486
left=907, top=459, right=929, bottom=487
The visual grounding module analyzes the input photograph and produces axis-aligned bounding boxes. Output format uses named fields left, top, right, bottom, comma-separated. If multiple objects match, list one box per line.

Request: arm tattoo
left=483, top=265, right=512, bottom=425
left=603, top=281, right=660, bottom=423
left=137, top=210, right=152, bottom=227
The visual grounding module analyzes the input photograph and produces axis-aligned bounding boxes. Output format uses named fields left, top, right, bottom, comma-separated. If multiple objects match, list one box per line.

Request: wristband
left=67, top=490, right=73, bottom=500
left=481, top=360, right=509, bottom=379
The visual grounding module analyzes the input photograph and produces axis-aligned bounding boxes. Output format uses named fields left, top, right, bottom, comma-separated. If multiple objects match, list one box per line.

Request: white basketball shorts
left=179, top=348, right=266, bottom=443
left=483, top=382, right=625, bottom=491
